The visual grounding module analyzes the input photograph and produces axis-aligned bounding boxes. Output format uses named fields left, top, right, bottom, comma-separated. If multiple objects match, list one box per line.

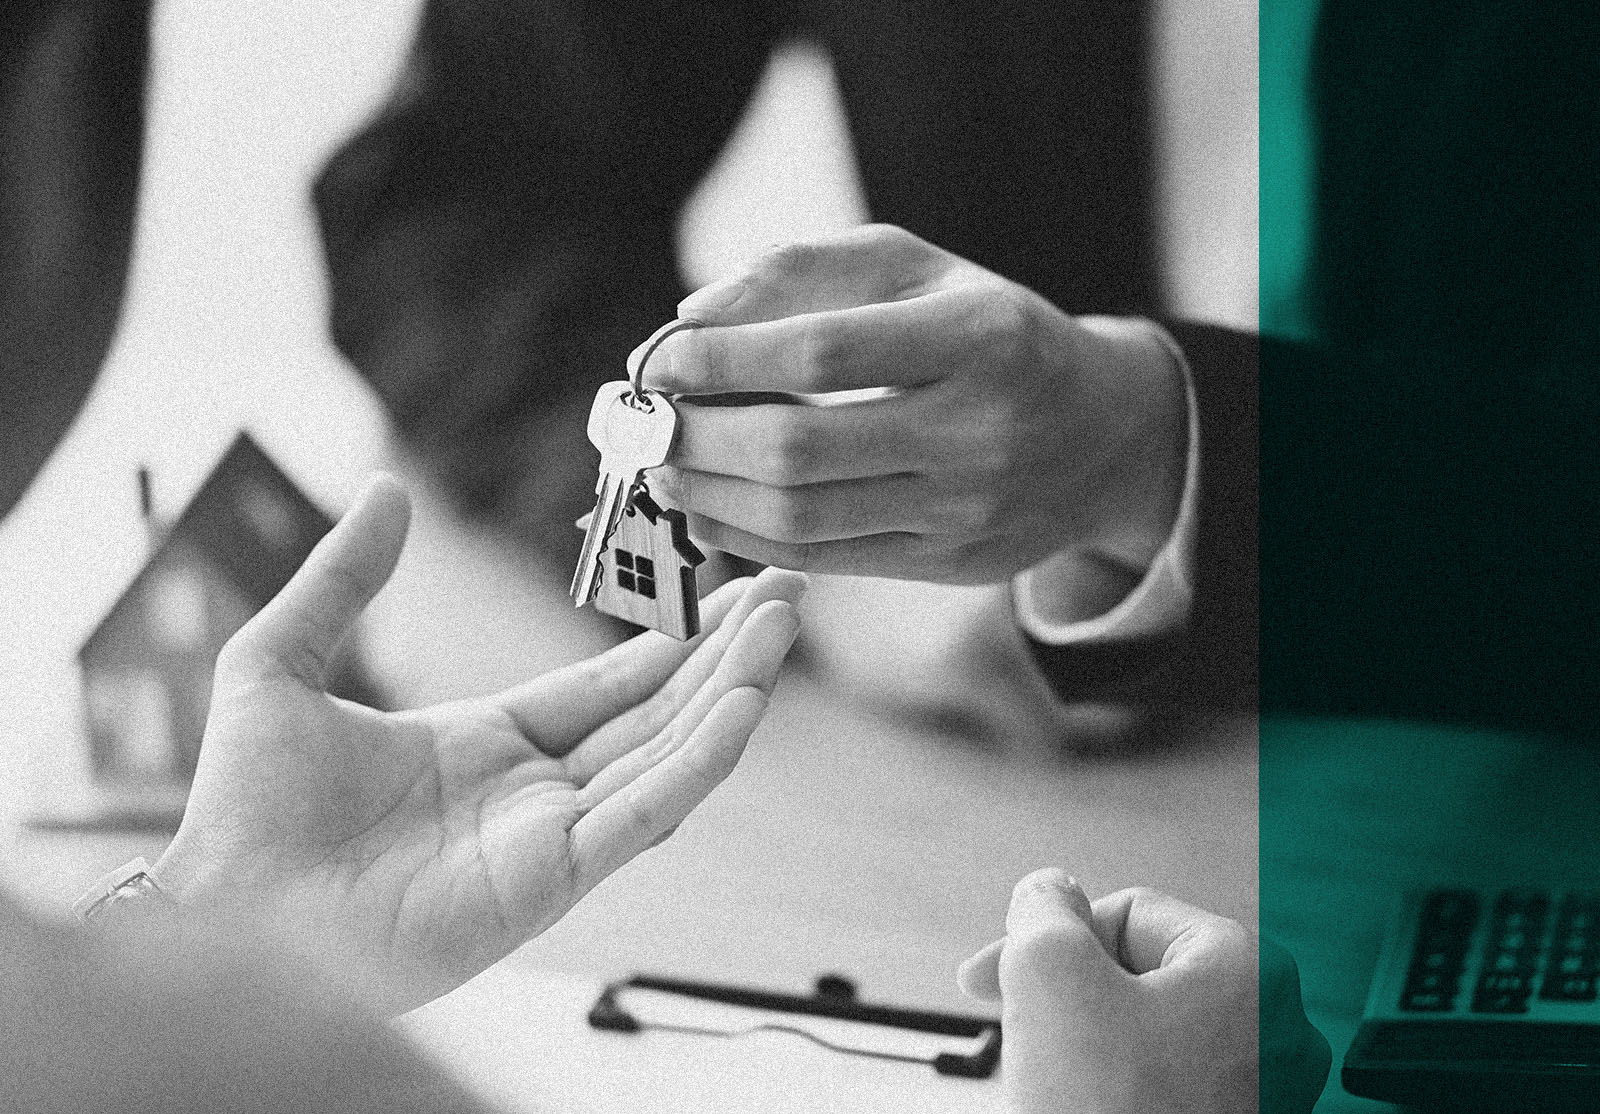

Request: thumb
left=958, top=869, right=1101, bottom=1002
left=219, top=474, right=410, bottom=690
left=1006, top=867, right=1095, bottom=937
left=998, top=869, right=1123, bottom=1007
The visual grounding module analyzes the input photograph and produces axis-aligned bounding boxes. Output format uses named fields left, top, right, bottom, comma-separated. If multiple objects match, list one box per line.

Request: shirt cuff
left=1013, top=321, right=1200, bottom=645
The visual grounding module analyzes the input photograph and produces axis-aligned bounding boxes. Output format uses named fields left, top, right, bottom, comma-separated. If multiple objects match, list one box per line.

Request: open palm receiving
left=151, top=477, right=806, bottom=1013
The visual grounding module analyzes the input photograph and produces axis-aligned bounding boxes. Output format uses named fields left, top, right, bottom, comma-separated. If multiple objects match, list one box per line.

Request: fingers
left=219, top=475, right=410, bottom=690
left=1260, top=939, right=1333, bottom=1110
left=1007, top=868, right=1096, bottom=936
left=997, top=869, right=1121, bottom=1008
left=494, top=572, right=761, bottom=752
left=957, top=939, right=1005, bottom=1002
left=670, top=391, right=917, bottom=485
left=960, top=871, right=1109, bottom=1006
left=655, top=468, right=942, bottom=544
left=572, top=590, right=799, bottom=802
left=646, top=286, right=983, bottom=396
left=683, top=515, right=940, bottom=579
left=1090, top=886, right=1244, bottom=976
left=558, top=568, right=807, bottom=781
left=673, top=223, right=955, bottom=326
left=566, top=598, right=801, bottom=895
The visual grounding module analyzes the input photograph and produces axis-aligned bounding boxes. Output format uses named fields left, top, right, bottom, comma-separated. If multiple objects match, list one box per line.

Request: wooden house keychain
left=570, top=319, right=707, bottom=639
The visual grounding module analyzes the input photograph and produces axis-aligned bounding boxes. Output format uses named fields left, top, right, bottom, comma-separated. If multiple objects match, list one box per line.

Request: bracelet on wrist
left=72, top=856, right=173, bottom=924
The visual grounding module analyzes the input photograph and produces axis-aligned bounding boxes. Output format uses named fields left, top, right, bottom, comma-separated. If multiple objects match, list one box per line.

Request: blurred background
left=0, top=0, right=1255, bottom=888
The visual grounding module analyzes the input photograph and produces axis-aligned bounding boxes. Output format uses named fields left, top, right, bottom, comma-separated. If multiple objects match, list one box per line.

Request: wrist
left=1069, top=315, right=1189, bottom=573
left=148, top=834, right=248, bottom=915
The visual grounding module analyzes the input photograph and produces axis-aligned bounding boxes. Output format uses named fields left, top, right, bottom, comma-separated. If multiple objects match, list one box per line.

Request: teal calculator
left=1344, top=888, right=1600, bottom=1110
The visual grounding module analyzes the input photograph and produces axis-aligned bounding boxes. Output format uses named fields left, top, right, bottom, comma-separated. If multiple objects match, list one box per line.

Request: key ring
left=626, top=317, right=706, bottom=409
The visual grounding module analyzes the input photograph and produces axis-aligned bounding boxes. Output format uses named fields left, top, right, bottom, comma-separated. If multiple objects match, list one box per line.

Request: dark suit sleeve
left=314, top=0, right=777, bottom=530
left=1027, top=317, right=1600, bottom=737
left=1259, top=335, right=1600, bottom=737
left=1, top=0, right=149, bottom=518
left=1023, top=322, right=1259, bottom=712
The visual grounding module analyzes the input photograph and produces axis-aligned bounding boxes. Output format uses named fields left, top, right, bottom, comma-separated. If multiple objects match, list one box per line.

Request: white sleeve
left=1012, top=323, right=1200, bottom=645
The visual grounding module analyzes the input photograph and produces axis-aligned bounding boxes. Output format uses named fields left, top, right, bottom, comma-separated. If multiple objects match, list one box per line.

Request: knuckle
left=896, top=534, right=950, bottom=581
left=856, top=222, right=917, bottom=251
left=680, top=734, right=740, bottom=785
left=620, top=798, right=659, bottom=843
left=664, top=330, right=714, bottom=391
left=758, top=240, right=822, bottom=280
left=767, top=492, right=819, bottom=543
left=966, top=282, right=1034, bottom=360
left=948, top=402, right=1023, bottom=482
left=765, top=417, right=821, bottom=484
left=213, top=630, right=259, bottom=680
left=653, top=465, right=690, bottom=506
left=781, top=541, right=814, bottom=573
left=934, top=492, right=997, bottom=535
left=1121, top=885, right=1166, bottom=909
left=795, top=315, right=852, bottom=391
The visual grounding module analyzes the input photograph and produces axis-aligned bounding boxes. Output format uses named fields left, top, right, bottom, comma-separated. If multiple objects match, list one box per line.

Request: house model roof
left=79, top=432, right=332, bottom=660
left=627, top=489, right=706, bottom=567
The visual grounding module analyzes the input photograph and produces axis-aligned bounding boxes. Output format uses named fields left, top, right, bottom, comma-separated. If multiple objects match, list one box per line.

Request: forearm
left=20, top=886, right=491, bottom=1112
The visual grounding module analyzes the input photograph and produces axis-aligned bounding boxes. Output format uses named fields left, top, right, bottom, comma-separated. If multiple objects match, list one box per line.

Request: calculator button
left=1558, top=932, right=1598, bottom=956
left=1486, top=949, right=1539, bottom=974
left=1553, top=952, right=1600, bottom=976
left=1405, top=971, right=1457, bottom=994
left=1477, top=973, right=1532, bottom=996
left=1539, top=975, right=1598, bottom=1002
left=1415, top=948, right=1460, bottom=971
left=1471, top=990, right=1531, bottom=1014
left=1400, top=990, right=1455, bottom=1012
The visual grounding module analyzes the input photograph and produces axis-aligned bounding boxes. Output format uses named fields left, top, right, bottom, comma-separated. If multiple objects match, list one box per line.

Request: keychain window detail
left=577, top=489, right=704, bottom=640
left=614, top=550, right=657, bottom=599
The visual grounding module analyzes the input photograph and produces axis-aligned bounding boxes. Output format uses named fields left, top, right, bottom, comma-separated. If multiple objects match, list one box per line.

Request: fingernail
left=767, top=600, right=802, bottom=644
left=679, top=276, right=747, bottom=318
left=1061, top=876, right=1093, bottom=923
left=755, top=566, right=811, bottom=601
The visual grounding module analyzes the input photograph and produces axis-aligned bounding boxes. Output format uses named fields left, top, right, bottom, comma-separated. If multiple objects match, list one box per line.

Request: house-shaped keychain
left=579, top=489, right=705, bottom=640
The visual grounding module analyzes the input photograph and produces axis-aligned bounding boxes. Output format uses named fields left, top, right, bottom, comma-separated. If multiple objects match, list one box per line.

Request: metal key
left=570, top=381, right=678, bottom=605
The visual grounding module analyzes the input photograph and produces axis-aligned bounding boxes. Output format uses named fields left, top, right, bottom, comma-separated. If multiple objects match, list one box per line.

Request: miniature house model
left=77, top=433, right=374, bottom=811
left=592, top=490, right=705, bottom=640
